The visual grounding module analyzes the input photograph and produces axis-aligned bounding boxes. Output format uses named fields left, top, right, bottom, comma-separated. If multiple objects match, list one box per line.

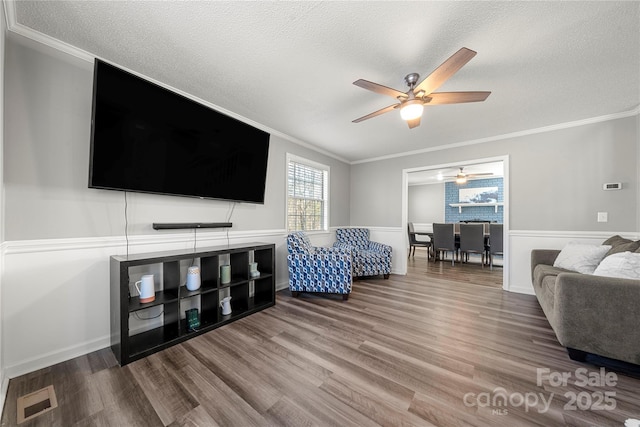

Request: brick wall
left=444, top=177, right=504, bottom=223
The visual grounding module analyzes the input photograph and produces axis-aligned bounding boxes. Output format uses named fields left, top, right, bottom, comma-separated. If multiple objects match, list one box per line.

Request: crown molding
left=3, top=0, right=15, bottom=30
left=5, top=1, right=636, bottom=168
left=352, top=107, right=640, bottom=165
left=4, top=1, right=94, bottom=63
left=2, top=1, right=350, bottom=165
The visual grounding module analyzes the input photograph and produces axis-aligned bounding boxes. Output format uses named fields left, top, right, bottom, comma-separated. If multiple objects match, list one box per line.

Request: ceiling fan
left=443, top=167, right=493, bottom=184
left=352, top=47, right=491, bottom=129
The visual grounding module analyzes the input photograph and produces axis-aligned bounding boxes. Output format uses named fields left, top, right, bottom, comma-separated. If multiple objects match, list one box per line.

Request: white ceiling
left=7, top=1, right=640, bottom=164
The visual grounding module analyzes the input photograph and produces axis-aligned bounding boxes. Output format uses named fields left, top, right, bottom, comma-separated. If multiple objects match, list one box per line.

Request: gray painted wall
left=4, top=35, right=351, bottom=241
left=408, top=183, right=444, bottom=224
left=352, top=116, right=638, bottom=231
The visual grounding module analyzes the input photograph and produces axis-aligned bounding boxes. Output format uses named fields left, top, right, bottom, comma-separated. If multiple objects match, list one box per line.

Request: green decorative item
left=220, top=264, right=231, bottom=284
left=185, top=308, right=200, bottom=331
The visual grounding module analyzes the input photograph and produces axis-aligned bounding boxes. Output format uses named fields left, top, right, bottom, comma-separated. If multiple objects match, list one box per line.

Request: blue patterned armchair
left=334, top=228, right=392, bottom=279
left=287, top=231, right=353, bottom=300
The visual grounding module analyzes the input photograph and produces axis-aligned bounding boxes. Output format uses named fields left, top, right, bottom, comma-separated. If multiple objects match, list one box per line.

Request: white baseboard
left=506, top=284, right=536, bottom=296
left=276, top=280, right=289, bottom=292
left=10, top=282, right=294, bottom=379
left=4, top=334, right=111, bottom=380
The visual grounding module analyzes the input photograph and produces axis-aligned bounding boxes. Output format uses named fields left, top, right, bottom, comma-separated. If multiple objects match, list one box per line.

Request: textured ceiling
left=9, top=1, right=640, bottom=163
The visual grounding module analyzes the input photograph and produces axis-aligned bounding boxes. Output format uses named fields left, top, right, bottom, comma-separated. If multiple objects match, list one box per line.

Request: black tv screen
left=89, top=60, right=270, bottom=203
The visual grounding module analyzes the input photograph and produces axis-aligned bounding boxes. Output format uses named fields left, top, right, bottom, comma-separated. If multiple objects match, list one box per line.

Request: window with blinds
left=287, top=155, right=329, bottom=232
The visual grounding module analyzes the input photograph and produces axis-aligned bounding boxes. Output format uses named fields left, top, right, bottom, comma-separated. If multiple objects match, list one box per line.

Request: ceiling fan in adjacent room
left=352, top=47, right=491, bottom=129
left=443, top=167, right=493, bottom=184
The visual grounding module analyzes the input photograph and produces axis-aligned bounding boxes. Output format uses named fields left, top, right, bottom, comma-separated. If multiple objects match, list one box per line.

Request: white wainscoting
left=1, top=229, right=292, bottom=379
left=368, top=227, right=406, bottom=275
left=507, top=230, right=638, bottom=295
left=3, top=227, right=626, bottom=382
left=0, top=227, right=398, bottom=380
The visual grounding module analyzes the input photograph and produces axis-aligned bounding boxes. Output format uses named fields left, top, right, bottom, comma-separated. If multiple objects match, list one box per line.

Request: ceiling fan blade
left=352, top=103, right=399, bottom=123
left=426, top=91, right=491, bottom=105
left=353, top=79, right=407, bottom=99
left=407, top=117, right=421, bottom=129
left=414, top=47, right=477, bottom=96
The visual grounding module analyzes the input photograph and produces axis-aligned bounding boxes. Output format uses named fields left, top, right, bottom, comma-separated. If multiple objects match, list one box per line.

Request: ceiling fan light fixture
left=456, top=176, right=467, bottom=184
left=400, top=99, right=424, bottom=121
left=352, top=47, right=490, bottom=128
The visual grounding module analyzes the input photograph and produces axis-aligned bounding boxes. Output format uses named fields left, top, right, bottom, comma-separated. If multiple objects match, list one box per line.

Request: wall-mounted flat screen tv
left=89, top=59, right=270, bottom=203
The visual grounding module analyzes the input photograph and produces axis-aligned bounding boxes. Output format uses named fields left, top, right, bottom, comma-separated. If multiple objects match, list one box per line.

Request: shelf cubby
left=128, top=289, right=179, bottom=312
left=129, top=324, right=180, bottom=357
left=254, top=277, right=275, bottom=307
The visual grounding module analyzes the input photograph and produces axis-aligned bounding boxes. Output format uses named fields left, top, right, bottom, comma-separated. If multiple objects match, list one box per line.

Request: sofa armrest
left=554, top=272, right=640, bottom=364
left=531, top=249, right=561, bottom=280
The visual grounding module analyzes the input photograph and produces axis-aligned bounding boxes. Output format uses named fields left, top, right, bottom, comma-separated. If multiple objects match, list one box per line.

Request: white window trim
left=286, top=153, right=330, bottom=232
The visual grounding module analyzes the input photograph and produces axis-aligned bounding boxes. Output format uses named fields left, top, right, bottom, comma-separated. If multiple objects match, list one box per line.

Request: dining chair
left=482, top=222, right=490, bottom=235
left=488, top=223, right=504, bottom=269
left=407, top=223, right=431, bottom=258
left=432, top=223, right=458, bottom=265
left=459, top=223, right=486, bottom=266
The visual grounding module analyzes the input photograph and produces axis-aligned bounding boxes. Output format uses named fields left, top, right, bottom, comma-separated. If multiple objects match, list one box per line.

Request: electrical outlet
left=597, top=212, right=608, bottom=222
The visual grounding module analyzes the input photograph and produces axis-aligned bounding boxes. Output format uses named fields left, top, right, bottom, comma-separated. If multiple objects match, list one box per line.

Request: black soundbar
left=152, top=222, right=233, bottom=230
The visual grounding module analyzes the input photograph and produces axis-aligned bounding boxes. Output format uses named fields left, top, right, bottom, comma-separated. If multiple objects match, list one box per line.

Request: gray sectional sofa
left=531, top=236, right=640, bottom=369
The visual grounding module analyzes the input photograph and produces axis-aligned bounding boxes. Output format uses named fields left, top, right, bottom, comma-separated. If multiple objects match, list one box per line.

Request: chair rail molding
left=508, top=229, right=638, bottom=295
left=1, top=229, right=289, bottom=379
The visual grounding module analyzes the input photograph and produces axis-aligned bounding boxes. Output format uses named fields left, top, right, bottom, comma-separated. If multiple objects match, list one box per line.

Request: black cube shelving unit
left=110, top=242, right=275, bottom=365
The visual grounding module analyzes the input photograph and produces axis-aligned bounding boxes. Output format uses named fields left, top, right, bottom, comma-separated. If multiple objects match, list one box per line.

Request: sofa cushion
left=602, top=235, right=640, bottom=256
left=593, top=251, right=640, bottom=279
left=533, top=264, right=571, bottom=286
left=607, top=241, right=640, bottom=256
left=553, top=242, right=611, bottom=274
left=602, top=235, right=632, bottom=246
left=532, top=264, right=571, bottom=318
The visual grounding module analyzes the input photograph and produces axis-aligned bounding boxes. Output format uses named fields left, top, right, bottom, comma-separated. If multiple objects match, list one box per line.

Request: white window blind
left=287, top=157, right=329, bottom=231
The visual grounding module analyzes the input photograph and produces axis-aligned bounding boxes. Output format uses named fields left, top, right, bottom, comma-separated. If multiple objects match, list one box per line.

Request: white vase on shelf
left=249, top=262, right=260, bottom=278
left=186, top=266, right=201, bottom=291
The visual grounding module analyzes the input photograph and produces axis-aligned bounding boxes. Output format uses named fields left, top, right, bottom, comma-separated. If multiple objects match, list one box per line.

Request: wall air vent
left=602, top=183, right=622, bottom=190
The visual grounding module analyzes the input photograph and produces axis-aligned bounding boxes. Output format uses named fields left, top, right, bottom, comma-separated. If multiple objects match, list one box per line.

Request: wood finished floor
left=3, top=250, right=639, bottom=426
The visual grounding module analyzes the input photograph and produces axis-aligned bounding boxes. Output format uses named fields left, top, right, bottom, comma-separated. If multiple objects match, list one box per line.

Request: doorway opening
left=402, top=155, right=509, bottom=290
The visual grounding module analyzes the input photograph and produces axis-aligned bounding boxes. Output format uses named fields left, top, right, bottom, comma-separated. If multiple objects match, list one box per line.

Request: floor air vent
left=16, top=385, right=58, bottom=424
